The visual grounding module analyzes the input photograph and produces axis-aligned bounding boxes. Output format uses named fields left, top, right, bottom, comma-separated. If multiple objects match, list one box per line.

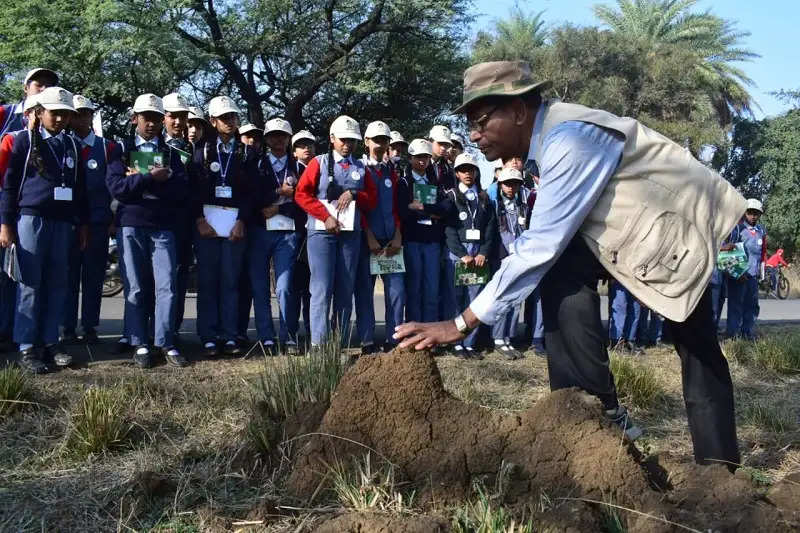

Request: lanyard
left=272, top=158, right=290, bottom=185
left=45, top=137, right=67, bottom=184
left=462, top=190, right=477, bottom=230
left=217, top=146, right=234, bottom=184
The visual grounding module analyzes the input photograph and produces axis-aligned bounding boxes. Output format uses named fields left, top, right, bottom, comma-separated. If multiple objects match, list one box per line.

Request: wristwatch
left=454, top=314, right=473, bottom=334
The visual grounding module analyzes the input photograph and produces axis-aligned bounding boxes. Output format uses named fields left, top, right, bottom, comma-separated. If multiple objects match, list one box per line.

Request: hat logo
left=149, top=95, right=157, bottom=105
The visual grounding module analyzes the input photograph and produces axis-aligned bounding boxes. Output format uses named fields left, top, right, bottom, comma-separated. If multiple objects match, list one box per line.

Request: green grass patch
left=64, top=387, right=132, bottom=458
left=451, top=481, right=533, bottom=533
left=609, top=355, right=666, bottom=409
left=740, top=399, right=797, bottom=433
left=0, top=364, right=33, bottom=417
left=725, top=332, right=800, bottom=373
left=327, top=452, right=416, bottom=513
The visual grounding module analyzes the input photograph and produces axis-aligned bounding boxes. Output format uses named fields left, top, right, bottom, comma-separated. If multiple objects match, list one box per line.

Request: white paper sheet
left=266, top=214, right=296, bottom=231
left=314, top=199, right=356, bottom=231
left=203, top=204, right=239, bottom=238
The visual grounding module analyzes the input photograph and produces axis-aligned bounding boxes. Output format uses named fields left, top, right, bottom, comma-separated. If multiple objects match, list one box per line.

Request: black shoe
left=46, top=343, right=73, bottom=367
left=629, top=342, right=646, bottom=356
left=60, top=331, right=79, bottom=345
left=361, top=344, right=377, bottom=356
left=133, top=346, right=152, bottom=369
left=82, top=329, right=100, bottom=345
left=260, top=341, right=277, bottom=357
left=19, top=348, right=48, bottom=374
left=163, top=347, right=188, bottom=368
left=382, top=342, right=396, bottom=354
left=497, top=344, right=523, bottom=360
left=203, top=341, right=221, bottom=358
left=115, top=337, right=133, bottom=354
left=465, top=346, right=484, bottom=360
left=284, top=342, right=301, bottom=356
left=222, top=341, right=241, bottom=357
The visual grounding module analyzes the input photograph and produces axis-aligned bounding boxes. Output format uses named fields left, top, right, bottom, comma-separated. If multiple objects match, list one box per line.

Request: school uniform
left=489, top=184, right=532, bottom=344
left=290, top=159, right=312, bottom=338
left=193, top=137, right=260, bottom=346
left=0, top=131, right=19, bottom=343
left=63, top=132, right=115, bottom=338
left=725, top=221, right=766, bottom=339
left=353, top=158, right=405, bottom=350
left=443, top=183, right=497, bottom=349
left=397, top=169, right=446, bottom=323
left=608, top=280, right=642, bottom=345
left=0, top=128, right=88, bottom=351
left=106, top=134, right=189, bottom=349
left=295, top=152, right=377, bottom=346
left=431, top=157, right=457, bottom=321
left=709, top=266, right=726, bottom=331
left=250, top=152, right=303, bottom=346
left=0, top=102, right=27, bottom=138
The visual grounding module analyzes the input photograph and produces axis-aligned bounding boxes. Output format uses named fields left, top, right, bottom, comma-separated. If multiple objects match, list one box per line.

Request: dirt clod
left=312, top=512, right=448, bottom=533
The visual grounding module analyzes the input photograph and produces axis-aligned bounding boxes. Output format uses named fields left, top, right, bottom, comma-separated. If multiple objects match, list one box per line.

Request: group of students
left=0, top=67, right=547, bottom=374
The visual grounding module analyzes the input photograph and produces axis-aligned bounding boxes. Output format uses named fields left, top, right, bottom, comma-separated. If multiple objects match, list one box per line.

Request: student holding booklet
left=192, top=96, right=263, bottom=358
left=295, top=115, right=377, bottom=347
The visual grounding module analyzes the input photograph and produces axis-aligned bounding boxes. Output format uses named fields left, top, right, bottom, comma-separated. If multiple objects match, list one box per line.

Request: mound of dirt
left=283, top=349, right=800, bottom=531
left=313, top=512, right=448, bottom=533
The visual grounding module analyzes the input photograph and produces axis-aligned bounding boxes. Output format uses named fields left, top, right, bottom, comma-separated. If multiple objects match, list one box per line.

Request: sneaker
left=82, top=329, right=100, bottom=345
left=604, top=406, right=644, bottom=441
left=46, top=343, right=73, bottom=367
left=465, top=346, right=484, bottom=360
left=133, top=346, right=152, bottom=369
left=115, top=337, right=133, bottom=355
left=203, top=341, right=220, bottom=358
left=454, top=344, right=467, bottom=359
left=163, top=347, right=188, bottom=368
left=498, top=344, right=523, bottom=361
left=361, top=344, right=377, bottom=356
left=60, top=331, right=79, bottom=345
left=261, top=340, right=276, bottom=356
left=629, top=342, right=646, bottom=356
left=19, top=347, right=48, bottom=374
left=222, top=340, right=241, bottom=356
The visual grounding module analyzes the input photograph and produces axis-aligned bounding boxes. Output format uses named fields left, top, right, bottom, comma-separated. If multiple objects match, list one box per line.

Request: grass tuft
left=0, top=364, right=33, bottom=417
left=327, top=452, right=416, bottom=513
left=740, top=399, right=797, bottom=433
left=64, top=387, right=132, bottom=457
left=609, top=355, right=666, bottom=409
left=451, top=480, right=533, bottom=533
left=724, top=332, right=800, bottom=373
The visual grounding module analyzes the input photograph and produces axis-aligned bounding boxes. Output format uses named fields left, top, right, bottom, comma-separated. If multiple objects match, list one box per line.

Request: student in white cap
left=187, top=106, right=208, bottom=146
left=192, top=96, right=264, bottom=358
left=106, top=93, right=190, bottom=369
left=352, top=120, right=405, bottom=354
left=397, top=139, right=447, bottom=324
left=239, top=123, right=263, bottom=151
left=0, top=68, right=59, bottom=137
left=295, top=115, right=377, bottom=347
left=448, top=133, right=465, bottom=165
left=428, top=125, right=455, bottom=190
left=60, top=95, right=117, bottom=346
left=250, top=117, right=304, bottom=353
left=0, top=87, right=88, bottom=373
left=388, top=130, right=410, bottom=177
left=441, top=152, right=496, bottom=358
left=290, top=129, right=316, bottom=338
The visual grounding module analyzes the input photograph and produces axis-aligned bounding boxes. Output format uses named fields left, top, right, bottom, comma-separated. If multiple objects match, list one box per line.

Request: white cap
left=22, top=95, right=40, bottom=112
left=36, top=87, right=74, bottom=112
left=498, top=168, right=524, bottom=183
left=208, top=96, right=241, bottom=118
left=364, top=120, right=391, bottom=139
left=239, top=123, right=263, bottom=135
left=453, top=152, right=479, bottom=170
left=408, top=139, right=433, bottom=157
left=24, top=68, right=58, bottom=86
left=72, top=94, right=95, bottom=111
left=745, top=198, right=763, bottom=213
left=132, top=93, right=165, bottom=115
left=389, top=131, right=407, bottom=145
left=162, top=93, right=190, bottom=113
left=329, top=115, right=362, bottom=140
left=187, top=106, right=208, bottom=123
left=292, top=130, right=316, bottom=146
left=450, top=133, right=465, bottom=148
left=429, top=125, right=452, bottom=144
left=493, top=159, right=504, bottom=169
left=265, top=118, right=292, bottom=136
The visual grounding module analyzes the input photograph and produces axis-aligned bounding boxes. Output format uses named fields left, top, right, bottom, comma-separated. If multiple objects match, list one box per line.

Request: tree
left=593, top=0, right=758, bottom=127
left=473, top=6, right=548, bottom=63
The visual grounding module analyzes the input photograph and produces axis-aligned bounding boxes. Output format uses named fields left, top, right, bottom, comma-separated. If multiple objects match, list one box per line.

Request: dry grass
left=0, top=325, right=798, bottom=531
left=0, top=364, right=33, bottom=417
left=609, top=354, right=667, bottom=409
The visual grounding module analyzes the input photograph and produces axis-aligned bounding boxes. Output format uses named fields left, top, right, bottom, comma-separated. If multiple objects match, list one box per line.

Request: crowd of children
left=0, top=68, right=551, bottom=373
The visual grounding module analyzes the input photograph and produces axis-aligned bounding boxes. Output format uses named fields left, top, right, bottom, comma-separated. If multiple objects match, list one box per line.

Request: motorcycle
left=103, top=237, right=124, bottom=297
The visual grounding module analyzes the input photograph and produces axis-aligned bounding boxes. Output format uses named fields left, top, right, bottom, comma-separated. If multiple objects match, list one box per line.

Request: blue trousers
left=237, top=257, right=252, bottom=339
left=353, top=236, right=406, bottom=347
left=0, top=269, right=16, bottom=339
left=438, top=249, right=457, bottom=321
left=524, top=285, right=545, bottom=348
left=710, top=281, right=726, bottom=331
left=195, top=234, right=245, bottom=342
left=14, top=216, right=72, bottom=349
left=63, top=223, right=108, bottom=334
left=249, top=228, right=300, bottom=343
left=291, top=236, right=312, bottom=338
left=448, top=259, right=484, bottom=348
left=307, top=229, right=360, bottom=345
left=403, top=242, right=440, bottom=323
left=493, top=303, right=521, bottom=342
left=120, top=227, right=176, bottom=347
left=173, top=211, right=194, bottom=333
left=726, top=275, right=759, bottom=339
left=609, top=282, right=641, bottom=342
left=637, top=306, right=664, bottom=344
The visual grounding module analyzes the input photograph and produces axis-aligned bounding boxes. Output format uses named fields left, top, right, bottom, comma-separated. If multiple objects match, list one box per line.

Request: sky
left=468, top=0, right=800, bottom=186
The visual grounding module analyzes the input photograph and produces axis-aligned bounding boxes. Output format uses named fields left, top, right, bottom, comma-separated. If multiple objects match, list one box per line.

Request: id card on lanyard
left=462, top=191, right=480, bottom=241
left=46, top=137, right=74, bottom=202
left=214, top=148, right=234, bottom=198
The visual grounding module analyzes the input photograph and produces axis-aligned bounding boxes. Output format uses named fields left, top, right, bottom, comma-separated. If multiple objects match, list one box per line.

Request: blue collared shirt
left=469, top=103, right=625, bottom=325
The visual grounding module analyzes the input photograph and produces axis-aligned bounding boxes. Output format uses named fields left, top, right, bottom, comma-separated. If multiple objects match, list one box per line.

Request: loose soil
left=287, top=349, right=800, bottom=532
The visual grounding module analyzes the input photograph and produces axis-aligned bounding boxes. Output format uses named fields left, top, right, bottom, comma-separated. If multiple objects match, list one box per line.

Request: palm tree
left=593, top=0, right=759, bottom=126
left=473, top=6, right=549, bottom=63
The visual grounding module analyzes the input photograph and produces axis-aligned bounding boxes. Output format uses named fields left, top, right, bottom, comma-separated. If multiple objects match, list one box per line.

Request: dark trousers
left=541, top=236, right=739, bottom=468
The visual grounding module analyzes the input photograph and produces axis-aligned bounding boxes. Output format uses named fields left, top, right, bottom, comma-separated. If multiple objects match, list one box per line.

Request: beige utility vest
left=533, top=100, right=746, bottom=322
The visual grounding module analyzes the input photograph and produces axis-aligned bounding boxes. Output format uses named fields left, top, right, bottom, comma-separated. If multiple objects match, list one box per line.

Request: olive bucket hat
left=452, top=61, right=551, bottom=114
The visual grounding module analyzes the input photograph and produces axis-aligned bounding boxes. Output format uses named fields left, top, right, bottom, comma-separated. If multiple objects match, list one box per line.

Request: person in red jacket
left=765, top=248, right=790, bottom=293
left=295, top=115, right=377, bottom=347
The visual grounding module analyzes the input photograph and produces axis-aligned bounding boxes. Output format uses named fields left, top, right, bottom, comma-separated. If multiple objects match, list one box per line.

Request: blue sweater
left=0, top=129, right=88, bottom=225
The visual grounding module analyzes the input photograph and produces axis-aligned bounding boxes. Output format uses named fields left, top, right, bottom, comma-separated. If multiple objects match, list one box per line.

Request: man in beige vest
left=395, top=61, right=746, bottom=470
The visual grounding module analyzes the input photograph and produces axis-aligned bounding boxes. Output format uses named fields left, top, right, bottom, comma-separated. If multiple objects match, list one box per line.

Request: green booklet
left=172, top=147, right=191, bottom=165
left=717, top=242, right=748, bottom=279
left=455, top=261, right=490, bottom=286
left=370, top=249, right=406, bottom=275
left=413, top=183, right=438, bottom=205
left=130, top=151, right=165, bottom=173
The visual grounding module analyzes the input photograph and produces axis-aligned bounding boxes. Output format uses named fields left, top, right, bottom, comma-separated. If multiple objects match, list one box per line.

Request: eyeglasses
left=467, top=104, right=501, bottom=133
